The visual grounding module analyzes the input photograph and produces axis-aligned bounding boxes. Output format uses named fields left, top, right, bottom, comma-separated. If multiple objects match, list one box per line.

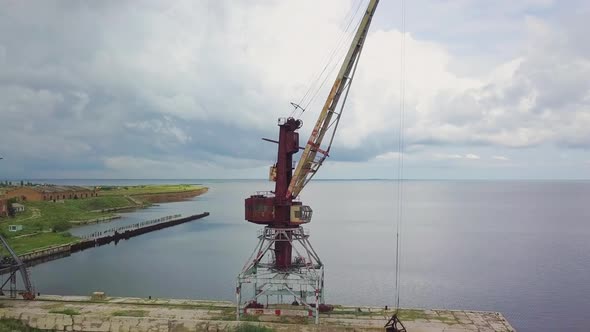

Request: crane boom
left=287, top=0, right=380, bottom=199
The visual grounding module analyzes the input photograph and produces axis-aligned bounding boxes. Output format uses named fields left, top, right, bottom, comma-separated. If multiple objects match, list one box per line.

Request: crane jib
left=287, top=0, right=380, bottom=199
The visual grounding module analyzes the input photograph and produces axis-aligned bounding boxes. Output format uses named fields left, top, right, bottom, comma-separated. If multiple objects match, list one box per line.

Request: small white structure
left=9, top=225, right=23, bottom=232
left=11, top=203, right=25, bottom=213
left=91, top=291, right=106, bottom=300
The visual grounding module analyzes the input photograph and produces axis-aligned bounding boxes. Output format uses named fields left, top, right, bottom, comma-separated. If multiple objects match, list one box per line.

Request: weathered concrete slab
left=0, top=295, right=515, bottom=331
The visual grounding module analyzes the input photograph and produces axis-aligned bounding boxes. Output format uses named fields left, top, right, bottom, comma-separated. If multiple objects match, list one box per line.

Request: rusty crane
left=237, top=0, right=380, bottom=324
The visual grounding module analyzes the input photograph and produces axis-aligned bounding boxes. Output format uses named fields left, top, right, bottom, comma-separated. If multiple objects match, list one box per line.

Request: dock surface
left=0, top=295, right=514, bottom=331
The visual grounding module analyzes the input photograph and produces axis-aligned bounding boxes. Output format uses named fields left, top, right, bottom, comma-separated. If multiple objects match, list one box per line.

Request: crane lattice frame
left=236, top=226, right=324, bottom=324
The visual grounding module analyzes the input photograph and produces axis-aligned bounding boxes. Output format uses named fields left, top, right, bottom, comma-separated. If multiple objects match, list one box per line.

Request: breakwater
left=72, top=212, right=209, bottom=250
left=18, top=212, right=210, bottom=268
left=77, top=214, right=183, bottom=241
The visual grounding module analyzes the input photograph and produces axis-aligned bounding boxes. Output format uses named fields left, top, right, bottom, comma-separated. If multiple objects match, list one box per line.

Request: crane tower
left=237, top=0, right=380, bottom=323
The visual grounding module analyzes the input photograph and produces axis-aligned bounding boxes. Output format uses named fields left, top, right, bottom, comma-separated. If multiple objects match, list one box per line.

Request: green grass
left=111, top=310, right=147, bottom=317
left=7, top=232, right=77, bottom=254
left=99, top=184, right=203, bottom=196
left=235, top=324, right=274, bottom=332
left=0, top=318, right=47, bottom=332
left=49, top=308, right=80, bottom=316
left=237, top=315, right=260, bottom=322
left=62, top=196, right=133, bottom=211
left=327, top=308, right=459, bottom=323
left=396, top=309, right=458, bottom=324
left=397, top=309, right=428, bottom=321
left=0, top=196, right=133, bottom=254
left=1, top=196, right=132, bottom=236
left=328, top=309, right=374, bottom=316
left=10, top=208, right=34, bottom=221
left=0, top=184, right=204, bottom=254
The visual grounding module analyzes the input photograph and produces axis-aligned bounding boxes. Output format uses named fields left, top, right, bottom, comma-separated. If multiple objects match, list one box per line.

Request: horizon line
left=1, top=178, right=589, bottom=182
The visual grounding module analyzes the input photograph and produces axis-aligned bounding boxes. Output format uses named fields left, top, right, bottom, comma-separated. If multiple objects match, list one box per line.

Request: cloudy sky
left=1, top=0, right=589, bottom=180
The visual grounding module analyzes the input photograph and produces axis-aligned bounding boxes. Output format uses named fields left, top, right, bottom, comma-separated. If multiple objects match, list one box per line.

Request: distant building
left=0, top=198, right=7, bottom=217
left=5, top=186, right=98, bottom=202
left=9, top=225, right=23, bottom=232
left=11, top=203, right=25, bottom=213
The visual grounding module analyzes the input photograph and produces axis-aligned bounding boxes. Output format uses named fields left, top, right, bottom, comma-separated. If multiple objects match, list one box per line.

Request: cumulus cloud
left=433, top=154, right=464, bottom=160
left=0, top=0, right=589, bottom=179
left=125, top=118, right=192, bottom=145
left=102, top=155, right=268, bottom=179
left=492, top=156, right=509, bottom=161
left=433, top=153, right=480, bottom=160
left=374, top=152, right=404, bottom=161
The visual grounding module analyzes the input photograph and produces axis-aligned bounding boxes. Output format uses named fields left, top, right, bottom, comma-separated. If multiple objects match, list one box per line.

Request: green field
left=99, top=184, right=203, bottom=196
left=0, top=184, right=206, bottom=254
left=1, top=196, right=135, bottom=254
left=7, top=232, right=77, bottom=255
left=2, top=196, right=133, bottom=234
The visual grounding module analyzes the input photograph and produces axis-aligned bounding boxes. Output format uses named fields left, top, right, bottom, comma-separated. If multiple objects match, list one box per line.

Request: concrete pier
left=0, top=295, right=515, bottom=331
left=19, top=243, right=72, bottom=262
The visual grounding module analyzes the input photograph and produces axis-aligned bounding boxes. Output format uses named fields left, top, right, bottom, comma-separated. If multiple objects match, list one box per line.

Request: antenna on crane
left=289, top=102, right=306, bottom=115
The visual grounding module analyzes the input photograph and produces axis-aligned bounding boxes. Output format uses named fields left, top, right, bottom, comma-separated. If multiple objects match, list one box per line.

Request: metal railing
left=79, top=214, right=181, bottom=240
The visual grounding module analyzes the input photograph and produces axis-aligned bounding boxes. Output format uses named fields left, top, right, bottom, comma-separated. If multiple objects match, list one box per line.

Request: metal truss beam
left=237, top=226, right=324, bottom=324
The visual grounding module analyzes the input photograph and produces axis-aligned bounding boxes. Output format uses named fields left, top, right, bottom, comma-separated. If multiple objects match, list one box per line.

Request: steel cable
left=290, top=0, right=367, bottom=118
left=395, top=0, right=406, bottom=313
left=302, top=7, right=366, bottom=114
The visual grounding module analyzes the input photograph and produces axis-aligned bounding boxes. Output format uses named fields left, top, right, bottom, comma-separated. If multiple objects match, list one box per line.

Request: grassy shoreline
left=98, top=184, right=203, bottom=196
left=1, top=184, right=207, bottom=254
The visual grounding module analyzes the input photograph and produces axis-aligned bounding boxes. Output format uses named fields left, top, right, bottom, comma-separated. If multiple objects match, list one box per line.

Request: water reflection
left=28, top=180, right=590, bottom=332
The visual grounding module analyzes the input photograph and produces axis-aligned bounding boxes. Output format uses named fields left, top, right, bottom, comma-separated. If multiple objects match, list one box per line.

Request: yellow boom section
left=287, top=0, right=380, bottom=199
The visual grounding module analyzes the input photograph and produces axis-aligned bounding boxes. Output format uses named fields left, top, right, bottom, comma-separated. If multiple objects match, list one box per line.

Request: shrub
left=6, top=198, right=17, bottom=217
left=49, top=308, right=80, bottom=316
left=52, top=221, right=71, bottom=233
left=112, top=310, right=146, bottom=317
left=235, top=324, right=275, bottom=332
left=0, top=318, right=47, bottom=332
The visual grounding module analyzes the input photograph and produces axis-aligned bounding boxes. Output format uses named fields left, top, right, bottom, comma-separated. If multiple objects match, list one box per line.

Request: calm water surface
left=26, top=180, right=590, bottom=331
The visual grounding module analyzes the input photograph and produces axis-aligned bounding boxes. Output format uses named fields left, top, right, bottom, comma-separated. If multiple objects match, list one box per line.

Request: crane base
left=236, top=226, right=324, bottom=324
left=385, top=313, right=407, bottom=332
